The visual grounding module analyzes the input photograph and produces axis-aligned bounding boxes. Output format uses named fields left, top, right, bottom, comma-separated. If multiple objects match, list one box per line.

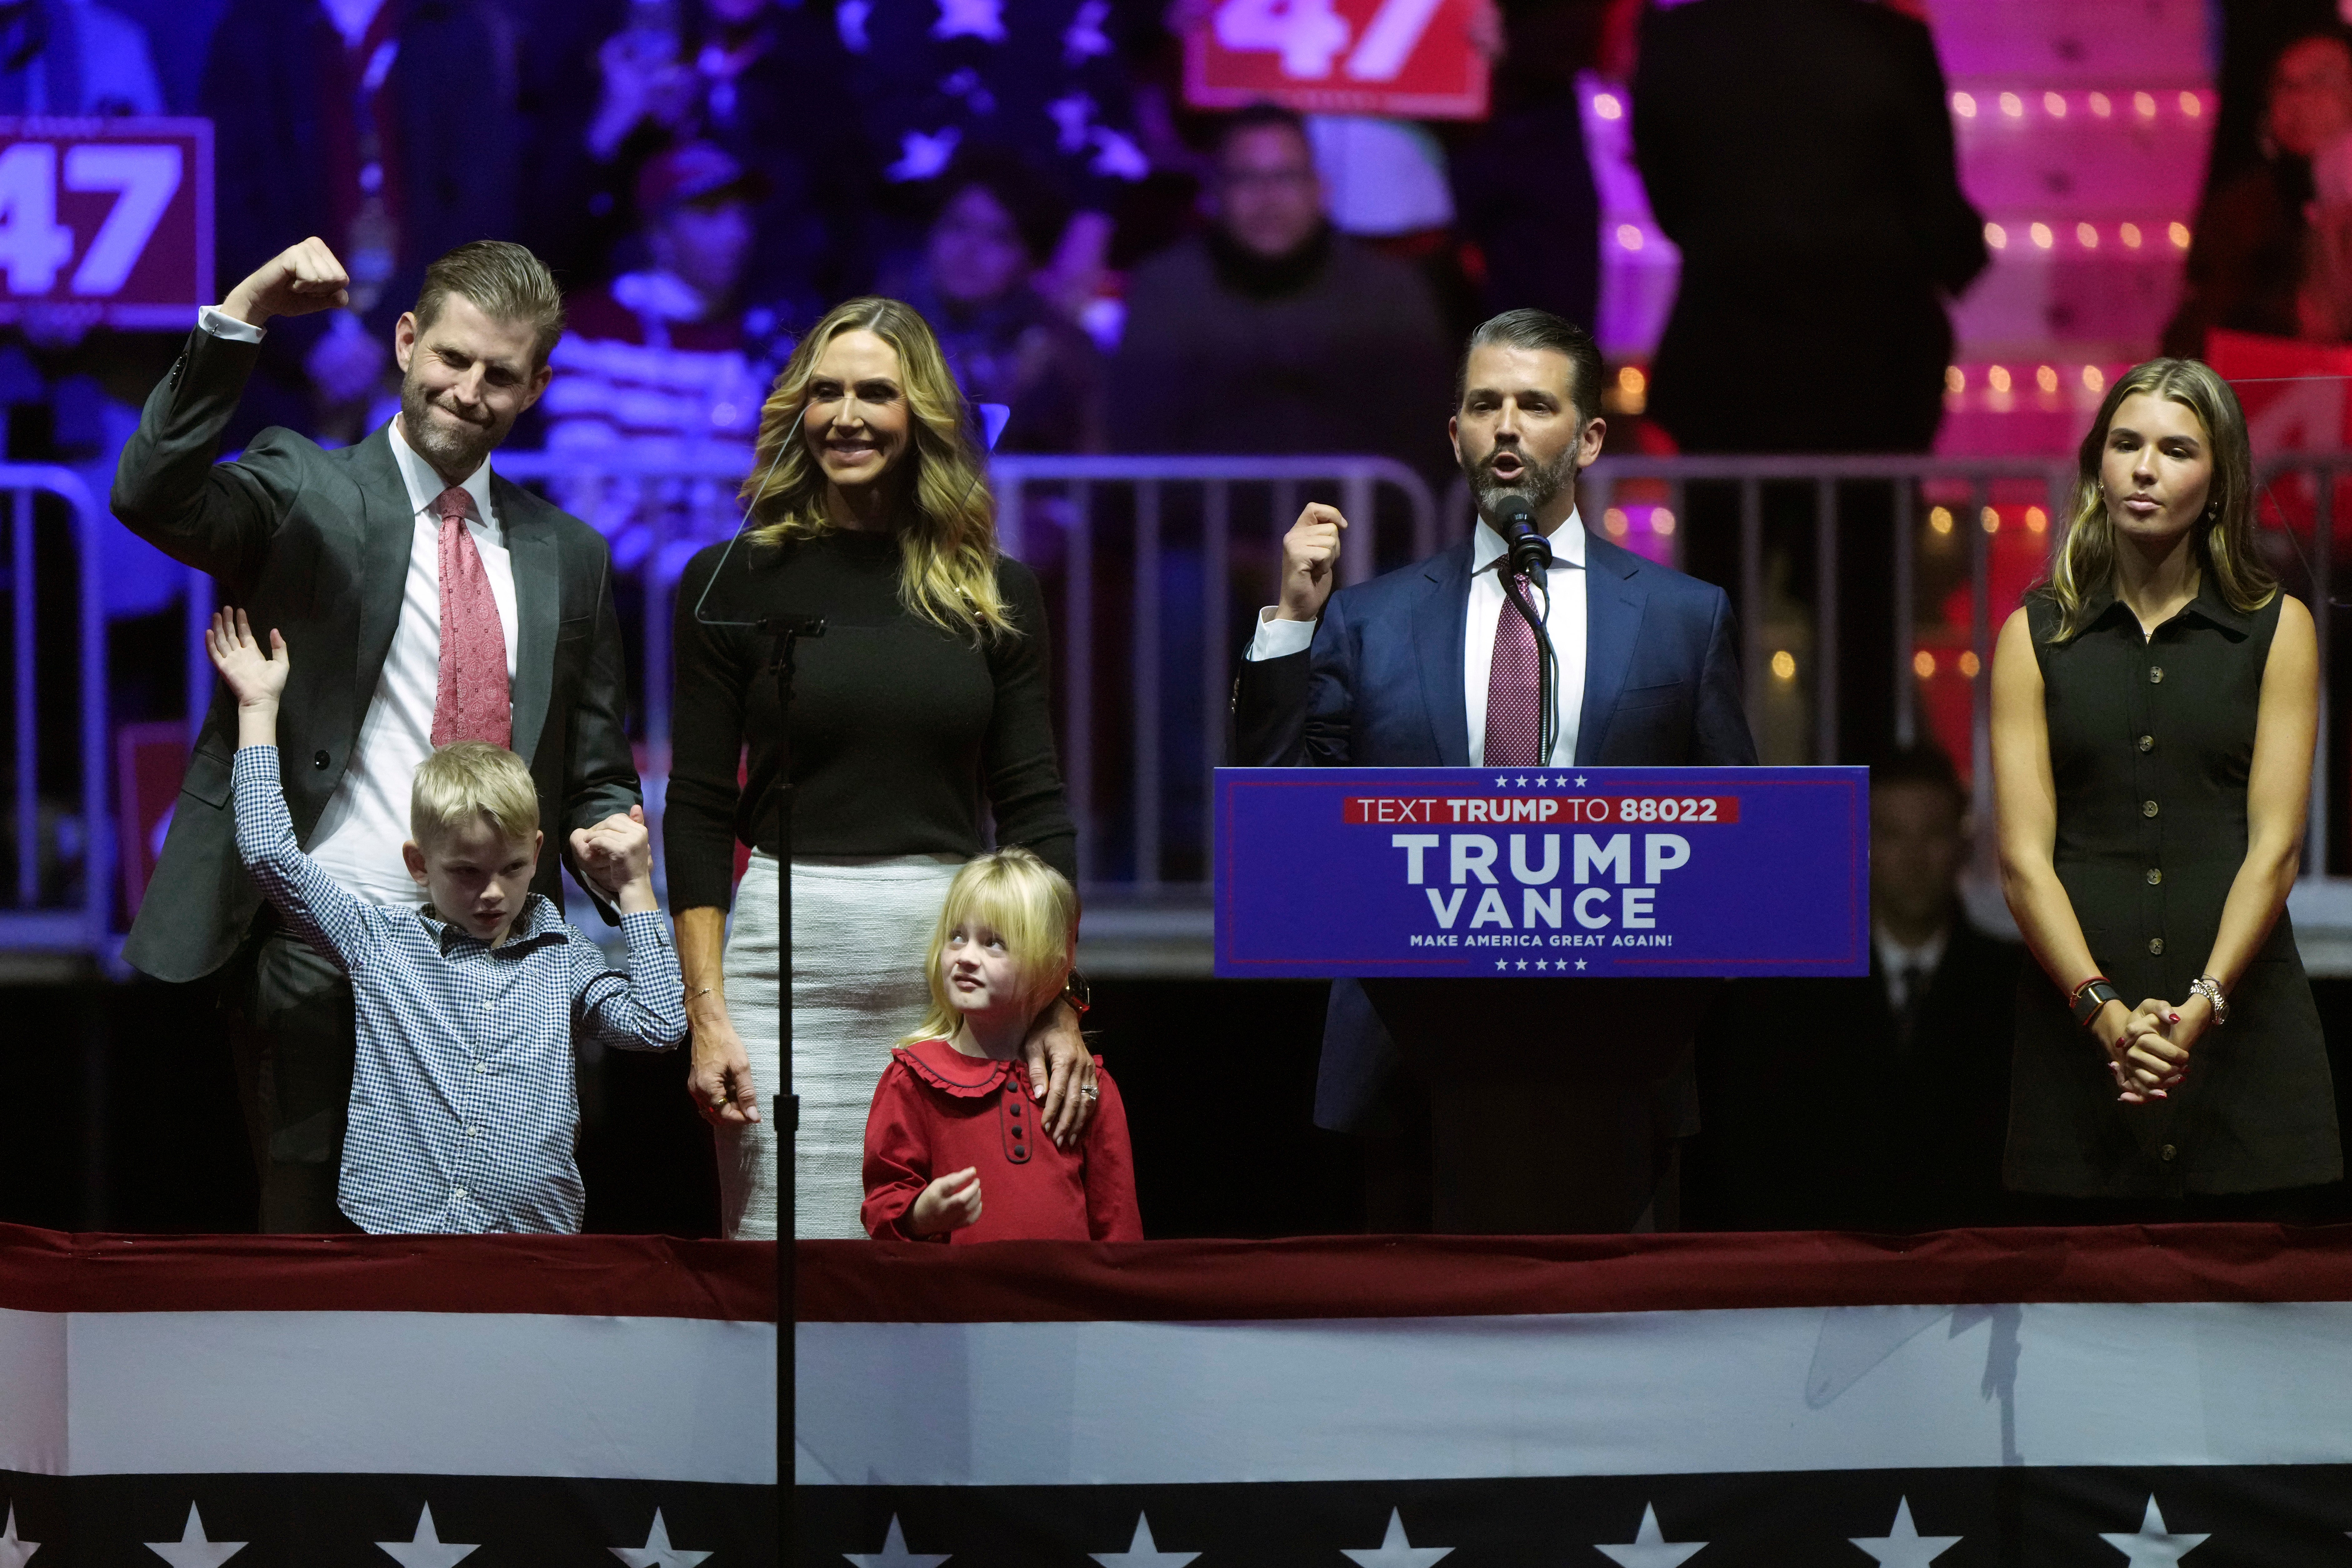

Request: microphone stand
left=1499, top=515, right=1559, bottom=760
left=762, top=612, right=824, bottom=1566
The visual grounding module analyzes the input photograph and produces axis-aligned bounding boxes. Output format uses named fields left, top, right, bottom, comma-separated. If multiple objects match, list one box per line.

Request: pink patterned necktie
left=430, top=486, right=511, bottom=749
left=1483, top=564, right=1543, bottom=767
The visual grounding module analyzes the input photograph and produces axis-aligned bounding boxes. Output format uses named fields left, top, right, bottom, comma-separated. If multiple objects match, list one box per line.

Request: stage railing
left=127, top=446, right=2352, bottom=969
left=0, top=466, right=111, bottom=956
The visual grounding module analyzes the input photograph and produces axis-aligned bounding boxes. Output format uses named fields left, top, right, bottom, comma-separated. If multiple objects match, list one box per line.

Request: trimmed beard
left=1465, top=441, right=1577, bottom=527
left=400, top=373, right=502, bottom=480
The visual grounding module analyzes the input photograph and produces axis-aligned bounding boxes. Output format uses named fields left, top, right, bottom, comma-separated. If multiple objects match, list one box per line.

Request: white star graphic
left=377, top=1504, right=479, bottom=1567
left=1575, top=959, right=1587, bottom=970
left=609, top=1509, right=713, bottom=1567
left=2098, top=1497, right=2208, bottom=1564
left=0, top=1504, right=39, bottom=1568
left=1536, top=775, right=1551, bottom=786
left=841, top=1515, right=951, bottom=1567
left=931, top=0, right=1006, bottom=39
left=1515, top=959, right=1528, bottom=970
left=1594, top=1503, right=1707, bottom=1567
left=1516, top=775, right=1528, bottom=786
left=1494, top=775, right=1507, bottom=786
left=1341, top=1508, right=1453, bottom=1566
left=1850, top=1498, right=1959, bottom=1567
left=1495, top=959, right=1507, bottom=970
left=1575, top=775, right=1588, bottom=785
left=1091, top=1513, right=1198, bottom=1566
left=145, top=1505, right=247, bottom=1566
left=1535, top=959, right=1548, bottom=970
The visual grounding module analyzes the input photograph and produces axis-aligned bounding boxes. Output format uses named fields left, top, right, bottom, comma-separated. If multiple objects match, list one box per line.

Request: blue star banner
left=798, top=1228, right=2352, bottom=1563
left=1213, top=767, right=1869, bottom=977
left=0, top=1226, right=775, bottom=1563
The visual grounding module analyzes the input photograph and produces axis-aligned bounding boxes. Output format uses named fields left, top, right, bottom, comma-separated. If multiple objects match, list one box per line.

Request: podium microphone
left=1498, top=496, right=1551, bottom=578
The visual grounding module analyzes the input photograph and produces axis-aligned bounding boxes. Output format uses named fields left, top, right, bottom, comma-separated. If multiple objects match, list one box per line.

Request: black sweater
left=664, top=528, right=1077, bottom=911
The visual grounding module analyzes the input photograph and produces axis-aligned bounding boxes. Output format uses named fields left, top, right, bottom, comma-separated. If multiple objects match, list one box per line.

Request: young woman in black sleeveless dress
left=1992, top=357, right=2340, bottom=1207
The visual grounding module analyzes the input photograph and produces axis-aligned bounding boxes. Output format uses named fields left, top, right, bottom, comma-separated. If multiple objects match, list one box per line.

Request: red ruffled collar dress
left=861, top=1037, right=1142, bottom=1242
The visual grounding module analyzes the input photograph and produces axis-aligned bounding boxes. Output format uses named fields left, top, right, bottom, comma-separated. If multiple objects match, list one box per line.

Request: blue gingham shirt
left=232, top=746, right=687, bottom=1234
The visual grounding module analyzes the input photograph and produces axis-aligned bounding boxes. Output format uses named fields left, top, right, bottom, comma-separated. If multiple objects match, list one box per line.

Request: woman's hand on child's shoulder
left=908, top=1167, right=983, bottom=1237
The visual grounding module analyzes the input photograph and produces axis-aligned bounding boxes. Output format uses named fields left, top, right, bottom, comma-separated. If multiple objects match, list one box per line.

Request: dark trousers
left=1354, top=979, right=1709, bottom=1234
left=223, top=923, right=362, bottom=1234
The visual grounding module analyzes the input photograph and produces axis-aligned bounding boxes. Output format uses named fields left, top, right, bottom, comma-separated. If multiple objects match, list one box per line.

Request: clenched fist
left=220, top=237, right=353, bottom=328
left=1275, top=502, right=1349, bottom=624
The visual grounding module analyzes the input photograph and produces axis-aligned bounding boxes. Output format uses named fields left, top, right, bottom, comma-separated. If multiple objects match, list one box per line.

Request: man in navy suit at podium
left=1233, top=307, right=1758, bottom=1234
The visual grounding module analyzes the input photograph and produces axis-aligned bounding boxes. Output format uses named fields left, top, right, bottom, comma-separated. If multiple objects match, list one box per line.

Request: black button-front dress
left=2004, top=577, right=2341, bottom=1197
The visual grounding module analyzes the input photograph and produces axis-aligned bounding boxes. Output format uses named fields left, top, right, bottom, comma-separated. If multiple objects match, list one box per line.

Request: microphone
left=1497, top=496, right=1551, bottom=578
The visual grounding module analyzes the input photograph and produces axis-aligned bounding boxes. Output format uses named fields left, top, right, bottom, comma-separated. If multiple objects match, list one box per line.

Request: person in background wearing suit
left=112, top=236, right=643, bottom=1233
left=1688, top=745, right=2024, bottom=1231
left=1232, top=307, right=1757, bottom=1234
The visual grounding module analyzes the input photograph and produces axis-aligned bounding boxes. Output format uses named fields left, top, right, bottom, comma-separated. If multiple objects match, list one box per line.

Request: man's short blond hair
left=413, top=240, right=566, bottom=367
left=412, top=742, right=540, bottom=848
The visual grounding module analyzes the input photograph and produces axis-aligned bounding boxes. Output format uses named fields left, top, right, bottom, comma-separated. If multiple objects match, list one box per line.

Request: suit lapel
left=497, top=473, right=561, bottom=766
left=348, top=427, right=415, bottom=724
left=1414, top=543, right=1473, bottom=766
left=1575, top=536, right=1647, bottom=766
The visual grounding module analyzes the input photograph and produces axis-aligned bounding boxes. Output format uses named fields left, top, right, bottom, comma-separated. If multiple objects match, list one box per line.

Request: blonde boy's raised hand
left=206, top=607, right=290, bottom=748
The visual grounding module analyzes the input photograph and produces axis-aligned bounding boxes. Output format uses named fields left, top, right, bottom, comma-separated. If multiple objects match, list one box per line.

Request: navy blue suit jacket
left=1232, top=529, right=1759, bottom=1131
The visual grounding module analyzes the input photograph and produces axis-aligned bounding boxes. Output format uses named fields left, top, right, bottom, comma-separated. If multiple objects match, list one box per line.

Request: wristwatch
left=2189, top=973, right=2229, bottom=1026
left=1059, top=968, right=1092, bottom=1016
left=2069, top=975, right=2122, bottom=1029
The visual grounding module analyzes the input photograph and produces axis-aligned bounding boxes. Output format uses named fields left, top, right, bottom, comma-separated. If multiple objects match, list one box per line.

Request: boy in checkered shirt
left=207, top=606, right=687, bottom=1234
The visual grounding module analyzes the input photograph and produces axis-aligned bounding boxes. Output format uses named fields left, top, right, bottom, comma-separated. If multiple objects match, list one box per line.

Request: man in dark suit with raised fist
left=1233, top=308, right=1756, bottom=1234
left=113, top=236, right=642, bottom=1232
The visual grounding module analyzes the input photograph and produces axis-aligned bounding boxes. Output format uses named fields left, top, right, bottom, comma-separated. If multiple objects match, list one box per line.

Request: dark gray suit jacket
left=1233, top=529, right=1759, bottom=1132
left=112, top=326, right=641, bottom=983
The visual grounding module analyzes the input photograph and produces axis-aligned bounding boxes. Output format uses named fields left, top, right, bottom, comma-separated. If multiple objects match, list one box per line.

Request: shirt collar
left=420, top=893, right=561, bottom=955
left=1874, top=922, right=1949, bottom=976
left=388, top=416, right=497, bottom=533
left=1473, top=506, right=1587, bottom=575
left=2074, top=568, right=2255, bottom=638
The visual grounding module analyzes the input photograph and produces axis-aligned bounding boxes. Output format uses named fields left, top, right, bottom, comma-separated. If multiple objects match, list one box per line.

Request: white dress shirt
left=196, top=307, right=521, bottom=906
left=1247, top=509, right=1591, bottom=767
left=1875, top=925, right=1950, bottom=1016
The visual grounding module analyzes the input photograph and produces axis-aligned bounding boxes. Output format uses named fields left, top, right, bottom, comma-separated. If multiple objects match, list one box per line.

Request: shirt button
left=2138, top=734, right=2155, bottom=753
left=2146, top=868, right=2162, bottom=885
left=2160, top=1144, right=2177, bottom=1162
left=475, top=1062, right=489, bottom=1074
left=2148, top=937, right=2165, bottom=956
left=467, top=1126, right=481, bottom=1138
left=2149, top=666, right=2164, bottom=684
left=312, top=750, right=330, bottom=769
left=452, top=1186, right=468, bottom=1199
left=2142, top=800, right=2159, bottom=818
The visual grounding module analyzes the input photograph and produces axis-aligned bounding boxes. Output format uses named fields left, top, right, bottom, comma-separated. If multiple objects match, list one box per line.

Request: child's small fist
left=909, top=1167, right=983, bottom=1236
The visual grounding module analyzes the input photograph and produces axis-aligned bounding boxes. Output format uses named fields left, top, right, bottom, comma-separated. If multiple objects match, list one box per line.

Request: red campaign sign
left=1184, top=0, right=1490, bottom=120
left=1342, top=795, right=1742, bottom=825
left=0, top=117, right=212, bottom=329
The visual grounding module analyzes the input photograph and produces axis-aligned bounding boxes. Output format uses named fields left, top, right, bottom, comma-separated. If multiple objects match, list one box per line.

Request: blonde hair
left=902, top=847, right=1078, bottom=1045
left=2045, top=356, right=2277, bottom=641
left=742, top=297, right=1016, bottom=642
left=414, top=240, right=567, bottom=368
left=411, top=742, right=541, bottom=849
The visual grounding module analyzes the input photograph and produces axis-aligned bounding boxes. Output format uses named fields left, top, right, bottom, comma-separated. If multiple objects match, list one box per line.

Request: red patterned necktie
left=430, top=486, right=511, bottom=749
left=1484, top=564, right=1543, bottom=767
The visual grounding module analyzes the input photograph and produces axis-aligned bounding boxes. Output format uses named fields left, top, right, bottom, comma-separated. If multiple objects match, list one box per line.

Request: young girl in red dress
left=860, top=847, right=1141, bottom=1241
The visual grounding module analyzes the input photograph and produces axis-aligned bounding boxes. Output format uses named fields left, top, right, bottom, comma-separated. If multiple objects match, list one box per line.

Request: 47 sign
left=0, top=118, right=212, bottom=328
left=1184, top=0, right=1489, bottom=119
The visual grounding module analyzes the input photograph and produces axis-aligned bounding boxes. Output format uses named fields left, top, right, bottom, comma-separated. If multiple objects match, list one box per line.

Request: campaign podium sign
left=1214, top=766, right=1868, bottom=978
left=1183, top=0, right=1490, bottom=120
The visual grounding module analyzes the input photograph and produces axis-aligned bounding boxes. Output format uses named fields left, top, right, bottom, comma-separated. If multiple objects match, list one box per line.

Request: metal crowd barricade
left=989, top=454, right=1438, bottom=886
left=0, top=466, right=112, bottom=955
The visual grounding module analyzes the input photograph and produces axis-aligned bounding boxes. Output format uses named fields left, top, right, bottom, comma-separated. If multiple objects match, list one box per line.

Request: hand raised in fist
left=220, top=237, right=353, bottom=328
left=1275, top=502, right=1350, bottom=624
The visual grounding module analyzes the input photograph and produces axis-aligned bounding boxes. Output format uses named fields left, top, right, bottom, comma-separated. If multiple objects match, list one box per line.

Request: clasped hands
left=569, top=809, right=658, bottom=914
left=2096, top=993, right=2215, bottom=1104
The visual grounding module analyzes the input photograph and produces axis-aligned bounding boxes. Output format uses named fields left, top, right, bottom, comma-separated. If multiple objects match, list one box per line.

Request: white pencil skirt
left=715, top=851, right=965, bottom=1240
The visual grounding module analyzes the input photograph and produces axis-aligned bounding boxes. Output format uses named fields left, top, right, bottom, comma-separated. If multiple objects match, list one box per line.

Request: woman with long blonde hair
left=1992, top=356, right=2338, bottom=1214
left=664, top=297, right=1091, bottom=1240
